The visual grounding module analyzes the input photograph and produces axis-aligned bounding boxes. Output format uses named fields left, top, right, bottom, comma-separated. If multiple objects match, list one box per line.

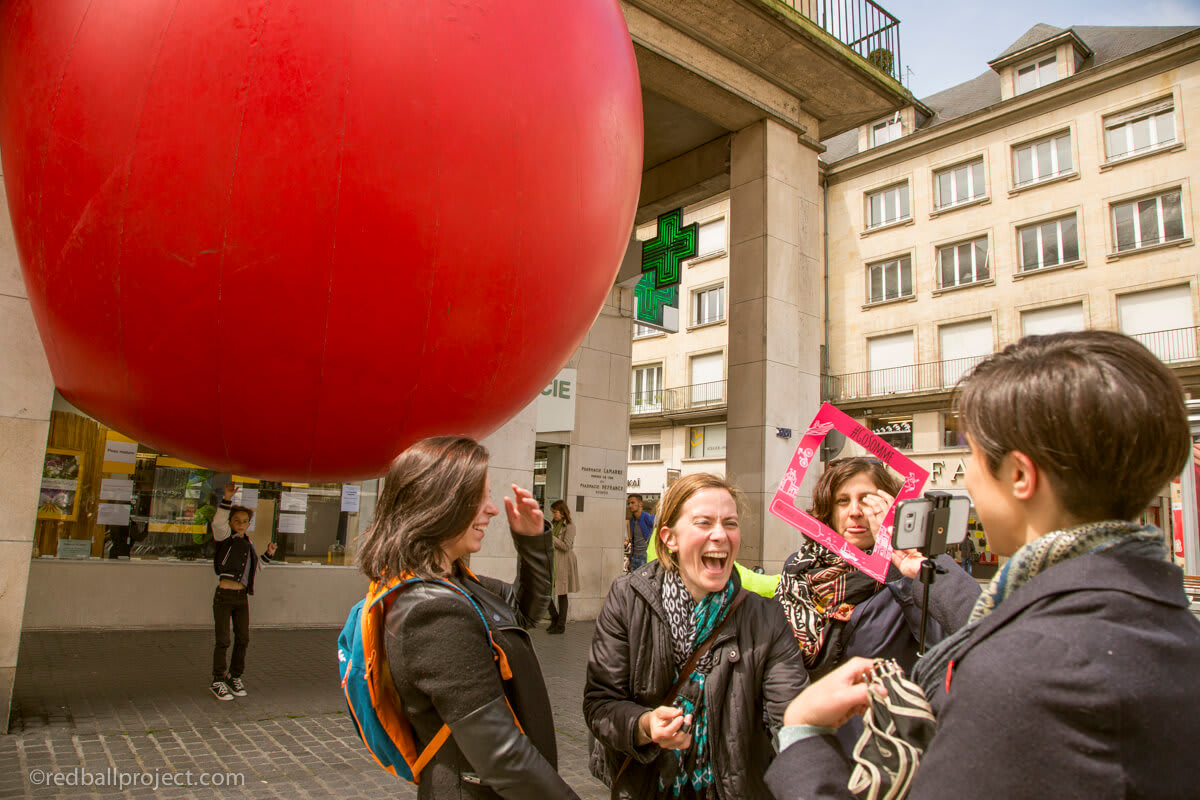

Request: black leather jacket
left=384, top=530, right=578, bottom=799
left=584, top=562, right=810, bottom=799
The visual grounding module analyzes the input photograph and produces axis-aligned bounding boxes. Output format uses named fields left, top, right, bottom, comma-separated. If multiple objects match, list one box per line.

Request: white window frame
left=937, top=236, right=990, bottom=289
left=872, top=117, right=902, bottom=147
left=1111, top=190, right=1185, bottom=253
left=696, top=218, right=727, bottom=257
left=865, top=182, right=911, bottom=229
left=1015, top=55, right=1057, bottom=95
left=867, top=255, right=914, bottom=304
left=631, top=364, right=663, bottom=413
left=630, top=442, right=661, bottom=462
left=1017, top=214, right=1079, bottom=272
left=632, top=298, right=663, bottom=339
left=1012, top=131, right=1073, bottom=188
left=1104, top=98, right=1176, bottom=162
left=687, top=424, right=727, bottom=460
left=935, top=158, right=986, bottom=209
left=691, top=284, right=725, bottom=326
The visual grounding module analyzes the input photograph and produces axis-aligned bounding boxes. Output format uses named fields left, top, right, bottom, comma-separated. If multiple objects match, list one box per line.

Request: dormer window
left=1015, top=55, right=1057, bottom=94
left=871, top=117, right=902, bottom=147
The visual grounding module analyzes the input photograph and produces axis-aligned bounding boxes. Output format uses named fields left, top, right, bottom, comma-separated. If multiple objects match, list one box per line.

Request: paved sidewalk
left=3, top=624, right=608, bottom=799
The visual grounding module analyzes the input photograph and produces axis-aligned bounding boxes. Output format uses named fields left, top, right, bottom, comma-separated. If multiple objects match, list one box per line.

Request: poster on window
left=38, top=448, right=84, bottom=521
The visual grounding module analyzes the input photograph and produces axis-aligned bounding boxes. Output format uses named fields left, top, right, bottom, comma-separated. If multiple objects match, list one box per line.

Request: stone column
left=726, top=118, right=822, bottom=571
left=0, top=174, right=55, bottom=729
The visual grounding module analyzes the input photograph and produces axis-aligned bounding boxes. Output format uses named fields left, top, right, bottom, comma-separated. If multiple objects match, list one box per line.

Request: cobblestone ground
left=2, top=624, right=608, bottom=799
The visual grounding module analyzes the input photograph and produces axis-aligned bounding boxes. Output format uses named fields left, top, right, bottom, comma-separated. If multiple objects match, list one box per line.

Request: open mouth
left=700, top=552, right=728, bottom=573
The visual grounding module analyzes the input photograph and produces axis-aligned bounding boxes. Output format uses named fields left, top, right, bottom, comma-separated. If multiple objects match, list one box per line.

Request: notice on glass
left=280, top=491, right=308, bottom=513
left=99, top=478, right=134, bottom=502
left=232, top=487, right=259, bottom=507
left=97, top=502, right=132, bottom=526
left=56, top=539, right=92, bottom=559
left=341, top=485, right=361, bottom=513
left=103, top=440, right=138, bottom=463
left=278, top=512, right=306, bottom=534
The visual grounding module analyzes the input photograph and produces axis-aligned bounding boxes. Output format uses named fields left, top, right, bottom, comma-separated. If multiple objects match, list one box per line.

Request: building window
left=688, top=424, right=727, bottom=459
left=631, top=364, right=663, bottom=413
left=937, top=236, right=989, bottom=289
left=1111, top=189, right=1184, bottom=252
left=697, top=219, right=726, bottom=257
left=867, top=255, right=913, bottom=303
left=866, top=182, right=910, bottom=229
left=1021, top=303, right=1085, bottom=336
left=935, top=158, right=986, bottom=209
left=632, top=298, right=661, bottom=338
left=868, top=331, right=915, bottom=396
left=1012, top=131, right=1072, bottom=188
left=1018, top=214, right=1079, bottom=272
left=692, top=285, right=725, bottom=326
left=869, top=415, right=912, bottom=451
left=1015, top=55, right=1056, bottom=94
left=1104, top=98, right=1175, bottom=162
left=942, top=413, right=967, bottom=449
left=872, top=117, right=902, bottom=147
left=1117, top=284, right=1196, bottom=363
left=630, top=443, right=661, bottom=462
left=939, top=318, right=992, bottom=388
left=689, top=352, right=724, bottom=406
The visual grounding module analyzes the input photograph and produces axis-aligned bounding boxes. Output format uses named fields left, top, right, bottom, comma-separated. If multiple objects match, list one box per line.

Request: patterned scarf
left=851, top=520, right=1169, bottom=800
left=911, top=520, right=1168, bottom=697
left=659, top=570, right=738, bottom=797
left=775, top=540, right=884, bottom=674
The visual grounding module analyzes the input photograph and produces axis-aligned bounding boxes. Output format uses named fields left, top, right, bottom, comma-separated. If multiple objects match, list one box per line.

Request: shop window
left=688, top=424, right=727, bottom=459
left=869, top=416, right=912, bottom=451
left=942, top=413, right=968, bottom=449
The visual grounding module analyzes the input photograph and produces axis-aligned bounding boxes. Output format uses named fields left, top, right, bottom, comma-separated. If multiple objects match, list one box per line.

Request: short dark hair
left=809, top=457, right=900, bottom=529
left=654, top=473, right=743, bottom=574
left=230, top=506, right=254, bottom=522
left=956, top=330, right=1190, bottom=522
left=357, top=436, right=490, bottom=581
left=628, top=494, right=643, bottom=503
left=550, top=499, right=572, bottom=525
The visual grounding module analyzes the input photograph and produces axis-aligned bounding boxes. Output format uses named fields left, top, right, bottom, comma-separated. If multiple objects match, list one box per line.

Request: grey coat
left=766, top=552, right=1200, bottom=799
left=585, top=562, right=810, bottom=799
left=384, top=531, right=578, bottom=800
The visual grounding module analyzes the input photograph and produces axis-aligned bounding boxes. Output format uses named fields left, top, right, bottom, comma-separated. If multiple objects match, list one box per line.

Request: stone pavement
left=2, top=623, right=608, bottom=799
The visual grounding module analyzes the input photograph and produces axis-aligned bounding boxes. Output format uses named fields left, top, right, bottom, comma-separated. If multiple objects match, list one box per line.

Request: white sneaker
left=210, top=681, right=234, bottom=701
left=226, top=676, right=247, bottom=697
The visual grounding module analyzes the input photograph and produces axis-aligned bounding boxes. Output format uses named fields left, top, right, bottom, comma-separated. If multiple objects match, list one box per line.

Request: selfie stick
left=916, top=493, right=952, bottom=655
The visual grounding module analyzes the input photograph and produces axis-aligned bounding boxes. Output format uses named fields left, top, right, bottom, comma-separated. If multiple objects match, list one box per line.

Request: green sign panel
left=635, top=208, right=697, bottom=333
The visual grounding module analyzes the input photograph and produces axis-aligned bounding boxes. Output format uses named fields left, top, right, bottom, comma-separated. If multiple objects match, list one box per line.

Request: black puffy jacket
left=384, top=530, right=579, bottom=800
left=584, top=562, right=810, bottom=799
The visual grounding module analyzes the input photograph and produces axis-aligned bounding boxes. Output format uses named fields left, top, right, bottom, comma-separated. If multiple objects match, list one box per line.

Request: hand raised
left=504, top=484, right=545, bottom=536
left=783, top=657, right=883, bottom=729
left=223, top=481, right=237, bottom=501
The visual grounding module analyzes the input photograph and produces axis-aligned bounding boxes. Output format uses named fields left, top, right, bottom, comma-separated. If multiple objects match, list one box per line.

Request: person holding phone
left=585, top=473, right=808, bottom=799
left=768, top=331, right=1200, bottom=799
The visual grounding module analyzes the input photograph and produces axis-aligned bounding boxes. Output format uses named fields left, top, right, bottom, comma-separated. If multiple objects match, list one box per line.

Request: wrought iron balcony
left=631, top=380, right=727, bottom=417
left=777, top=0, right=903, bottom=81
left=823, top=325, right=1200, bottom=404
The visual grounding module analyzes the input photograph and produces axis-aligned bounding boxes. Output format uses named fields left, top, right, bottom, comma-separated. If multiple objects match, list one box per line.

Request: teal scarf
left=912, top=520, right=1168, bottom=696
left=659, top=572, right=738, bottom=796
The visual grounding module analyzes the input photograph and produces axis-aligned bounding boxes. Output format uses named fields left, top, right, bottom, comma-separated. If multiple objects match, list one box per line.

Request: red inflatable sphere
left=0, top=0, right=642, bottom=480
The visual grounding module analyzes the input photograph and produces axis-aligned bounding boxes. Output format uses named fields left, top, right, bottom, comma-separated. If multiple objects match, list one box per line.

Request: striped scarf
left=659, top=571, right=737, bottom=796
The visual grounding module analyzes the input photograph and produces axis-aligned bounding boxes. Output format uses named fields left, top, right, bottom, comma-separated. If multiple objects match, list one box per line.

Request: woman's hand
left=223, top=481, right=236, bottom=501
left=860, top=489, right=894, bottom=539
left=504, top=485, right=545, bottom=537
left=783, top=657, right=882, bottom=729
left=636, top=706, right=692, bottom=750
left=890, top=548, right=928, bottom=579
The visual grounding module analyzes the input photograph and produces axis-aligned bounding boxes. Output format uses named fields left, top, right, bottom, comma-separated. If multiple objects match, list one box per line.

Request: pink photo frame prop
left=769, top=403, right=929, bottom=582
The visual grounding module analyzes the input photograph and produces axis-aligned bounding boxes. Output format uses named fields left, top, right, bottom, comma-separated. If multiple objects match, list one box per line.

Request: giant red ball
left=1, top=0, right=642, bottom=480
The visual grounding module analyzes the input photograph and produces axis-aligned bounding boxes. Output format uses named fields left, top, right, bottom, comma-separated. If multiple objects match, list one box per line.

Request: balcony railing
left=631, top=380, right=727, bottom=416
left=823, top=325, right=1200, bottom=403
left=777, top=0, right=903, bottom=81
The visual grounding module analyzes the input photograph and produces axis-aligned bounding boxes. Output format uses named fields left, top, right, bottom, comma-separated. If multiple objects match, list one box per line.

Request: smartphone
left=893, top=494, right=971, bottom=552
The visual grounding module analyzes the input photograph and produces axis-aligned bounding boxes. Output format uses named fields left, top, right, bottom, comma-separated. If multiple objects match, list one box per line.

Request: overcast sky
left=880, top=0, right=1200, bottom=98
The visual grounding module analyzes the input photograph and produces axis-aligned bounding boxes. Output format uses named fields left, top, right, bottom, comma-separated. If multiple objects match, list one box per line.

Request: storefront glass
left=32, top=396, right=377, bottom=566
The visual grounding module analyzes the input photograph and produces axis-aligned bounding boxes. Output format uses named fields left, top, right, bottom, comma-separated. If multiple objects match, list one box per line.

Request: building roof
left=821, top=24, right=1198, bottom=166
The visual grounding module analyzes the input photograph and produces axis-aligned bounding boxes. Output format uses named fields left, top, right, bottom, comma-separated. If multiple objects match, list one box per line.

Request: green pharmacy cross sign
left=635, top=208, right=697, bottom=333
